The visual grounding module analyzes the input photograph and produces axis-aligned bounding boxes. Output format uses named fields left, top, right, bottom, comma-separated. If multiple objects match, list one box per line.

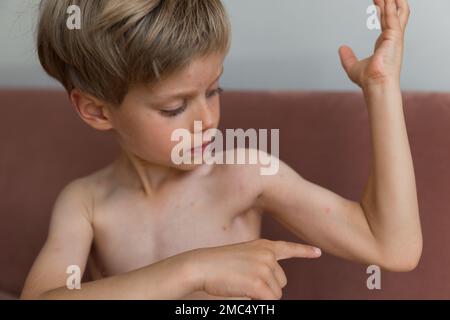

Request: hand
left=339, top=0, right=410, bottom=88
left=185, top=239, right=321, bottom=300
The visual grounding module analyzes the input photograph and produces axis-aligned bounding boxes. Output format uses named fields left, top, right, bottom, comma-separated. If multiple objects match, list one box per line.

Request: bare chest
left=88, top=183, right=262, bottom=279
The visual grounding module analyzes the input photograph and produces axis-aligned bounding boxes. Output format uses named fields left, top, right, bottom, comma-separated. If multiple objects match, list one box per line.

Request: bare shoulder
left=52, top=177, right=94, bottom=225
left=53, top=164, right=114, bottom=224
left=210, top=147, right=275, bottom=200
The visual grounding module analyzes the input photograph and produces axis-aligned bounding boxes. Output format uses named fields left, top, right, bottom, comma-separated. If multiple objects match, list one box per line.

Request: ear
left=69, top=89, right=113, bottom=131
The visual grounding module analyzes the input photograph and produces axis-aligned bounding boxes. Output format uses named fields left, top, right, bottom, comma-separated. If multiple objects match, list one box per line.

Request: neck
left=115, top=148, right=184, bottom=197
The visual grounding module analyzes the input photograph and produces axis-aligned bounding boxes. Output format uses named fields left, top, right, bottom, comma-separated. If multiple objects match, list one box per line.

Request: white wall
left=0, top=0, right=449, bottom=91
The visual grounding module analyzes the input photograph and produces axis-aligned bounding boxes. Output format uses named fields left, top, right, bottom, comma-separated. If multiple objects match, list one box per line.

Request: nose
left=191, top=98, right=215, bottom=133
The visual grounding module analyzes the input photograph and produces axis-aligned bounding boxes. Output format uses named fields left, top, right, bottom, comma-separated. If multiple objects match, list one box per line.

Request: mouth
left=190, top=137, right=215, bottom=154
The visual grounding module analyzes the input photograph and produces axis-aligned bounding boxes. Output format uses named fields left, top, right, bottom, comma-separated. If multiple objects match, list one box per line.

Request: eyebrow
left=154, top=66, right=224, bottom=101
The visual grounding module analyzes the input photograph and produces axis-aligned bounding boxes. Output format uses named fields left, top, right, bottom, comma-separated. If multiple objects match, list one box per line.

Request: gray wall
left=0, top=0, right=448, bottom=91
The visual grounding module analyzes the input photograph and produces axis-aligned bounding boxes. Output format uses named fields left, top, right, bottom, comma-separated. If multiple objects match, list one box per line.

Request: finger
left=272, top=262, right=288, bottom=288
left=269, top=241, right=321, bottom=261
left=251, top=279, right=278, bottom=300
left=384, top=0, right=401, bottom=30
left=262, top=270, right=283, bottom=300
left=374, top=0, right=386, bottom=30
left=396, top=0, right=410, bottom=30
left=338, top=46, right=358, bottom=74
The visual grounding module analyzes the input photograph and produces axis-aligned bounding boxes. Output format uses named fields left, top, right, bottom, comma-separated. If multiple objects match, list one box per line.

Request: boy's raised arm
left=254, top=0, right=422, bottom=271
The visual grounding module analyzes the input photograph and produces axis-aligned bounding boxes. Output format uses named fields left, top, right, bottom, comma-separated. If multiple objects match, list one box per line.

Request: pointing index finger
left=268, top=241, right=322, bottom=261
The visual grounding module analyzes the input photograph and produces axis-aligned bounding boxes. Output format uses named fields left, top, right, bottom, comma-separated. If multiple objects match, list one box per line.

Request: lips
left=190, top=140, right=213, bottom=153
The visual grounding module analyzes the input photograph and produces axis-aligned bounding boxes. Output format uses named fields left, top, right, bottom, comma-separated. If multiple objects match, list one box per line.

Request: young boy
left=21, top=0, right=422, bottom=300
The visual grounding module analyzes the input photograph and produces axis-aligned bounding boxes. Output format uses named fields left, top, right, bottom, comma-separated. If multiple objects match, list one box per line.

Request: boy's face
left=108, top=52, right=226, bottom=171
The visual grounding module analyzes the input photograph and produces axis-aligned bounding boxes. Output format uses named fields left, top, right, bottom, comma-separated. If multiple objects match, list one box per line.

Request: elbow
left=378, top=241, right=423, bottom=272
left=381, top=255, right=421, bottom=272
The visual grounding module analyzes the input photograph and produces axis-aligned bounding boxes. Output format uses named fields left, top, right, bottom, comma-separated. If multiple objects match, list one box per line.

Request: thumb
left=339, top=45, right=358, bottom=74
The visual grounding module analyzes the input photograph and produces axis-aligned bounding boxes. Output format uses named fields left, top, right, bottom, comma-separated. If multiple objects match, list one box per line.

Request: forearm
left=33, top=254, right=197, bottom=300
left=361, top=81, right=422, bottom=266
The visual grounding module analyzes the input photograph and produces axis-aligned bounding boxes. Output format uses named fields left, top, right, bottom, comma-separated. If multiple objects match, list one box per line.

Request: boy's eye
left=160, top=103, right=187, bottom=117
left=159, top=88, right=224, bottom=118
left=207, top=87, right=224, bottom=98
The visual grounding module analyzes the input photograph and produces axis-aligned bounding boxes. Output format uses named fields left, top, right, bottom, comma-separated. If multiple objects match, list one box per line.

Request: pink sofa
left=1, top=89, right=450, bottom=299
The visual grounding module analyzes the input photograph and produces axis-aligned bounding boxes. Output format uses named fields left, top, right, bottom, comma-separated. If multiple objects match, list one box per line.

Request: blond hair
left=37, top=0, right=231, bottom=105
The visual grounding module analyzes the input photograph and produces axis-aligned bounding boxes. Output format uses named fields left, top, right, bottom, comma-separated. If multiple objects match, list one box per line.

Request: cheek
left=210, top=101, right=221, bottom=124
left=132, top=121, right=176, bottom=151
left=215, top=104, right=221, bottom=122
left=115, top=112, right=175, bottom=153
left=150, top=126, right=181, bottom=153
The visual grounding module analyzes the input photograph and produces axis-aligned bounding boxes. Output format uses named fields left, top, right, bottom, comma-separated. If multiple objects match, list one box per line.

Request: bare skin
left=21, top=0, right=421, bottom=300
left=84, top=155, right=265, bottom=300
left=20, top=154, right=321, bottom=300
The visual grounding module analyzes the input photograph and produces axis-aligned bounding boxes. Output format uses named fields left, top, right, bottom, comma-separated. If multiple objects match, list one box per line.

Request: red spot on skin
left=222, top=225, right=227, bottom=231
left=325, top=207, right=331, bottom=214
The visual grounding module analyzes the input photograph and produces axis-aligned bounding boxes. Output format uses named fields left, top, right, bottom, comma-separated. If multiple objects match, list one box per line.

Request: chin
left=174, top=163, right=206, bottom=171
